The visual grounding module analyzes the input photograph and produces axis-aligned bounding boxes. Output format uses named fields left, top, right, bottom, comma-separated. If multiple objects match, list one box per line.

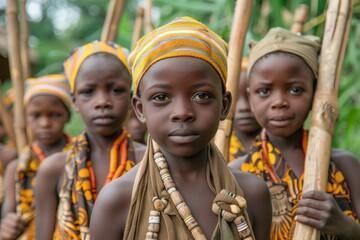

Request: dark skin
left=125, top=108, right=147, bottom=144
left=1, top=95, right=70, bottom=240
left=34, top=54, right=145, bottom=240
left=90, top=57, right=272, bottom=240
left=230, top=52, right=360, bottom=239
left=233, top=70, right=261, bottom=152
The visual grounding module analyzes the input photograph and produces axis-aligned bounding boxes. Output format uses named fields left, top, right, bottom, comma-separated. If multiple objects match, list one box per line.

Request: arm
left=296, top=150, right=360, bottom=239
left=35, top=152, right=66, bottom=240
left=90, top=165, right=138, bottom=240
left=1, top=160, right=26, bottom=240
left=231, top=169, right=272, bottom=240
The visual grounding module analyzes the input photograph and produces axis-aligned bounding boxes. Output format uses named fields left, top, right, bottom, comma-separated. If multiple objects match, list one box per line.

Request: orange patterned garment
left=228, top=133, right=247, bottom=162
left=241, top=130, right=359, bottom=240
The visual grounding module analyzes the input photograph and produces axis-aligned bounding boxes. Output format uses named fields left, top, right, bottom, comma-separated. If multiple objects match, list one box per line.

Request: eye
left=50, top=112, right=62, bottom=119
left=257, top=88, right=270, bottom=97
left=112, top=87, right=126, bottom=94
left=29, top=112, right=40, bottom=119
left=152, top=93, right=171, bottom=103
left=192, top=92, right=211, bottom=102
left=79, top=88, right=94, bottom=96
left=289, top=87, right=303, bottom=95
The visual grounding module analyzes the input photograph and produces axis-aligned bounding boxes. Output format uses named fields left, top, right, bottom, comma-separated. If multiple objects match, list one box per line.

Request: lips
left=169, top=128, right=199, bottom=144
left=93, top=115, right=115, bottom=125
left=269, top=116, right=293, bottom=127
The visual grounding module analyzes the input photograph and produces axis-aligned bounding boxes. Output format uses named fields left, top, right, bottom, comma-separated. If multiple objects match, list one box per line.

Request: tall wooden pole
left=6, top=0, right=28, bottom=153
left=20, top=0, right=31, bottom=79
left=131, top=7, right=144, bottom=50
left=213, top=0, right=253, bottom=159
left=291, top=4, right=309, bottom=34
left=144, top=0, right=154, bottom=34
left=292, top=0, right=352, bottom=239
left=101, top=0, right=125, bottom=42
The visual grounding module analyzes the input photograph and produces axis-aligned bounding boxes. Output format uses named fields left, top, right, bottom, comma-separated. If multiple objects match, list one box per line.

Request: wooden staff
left=20, top=0, right=31, bottom=79
left=131, top=7, right=144, bottom=50
left=101, top=0, right=125, bottom=42
left=144, top=0, right=154, bottom=34
left=213, top=0, right=253, bottom=159
left=292, top=0, right=352, bottom=239
left=291, top=4, right=309, bottom=34
left=0, top=87, right=16, bottom=147
left=6, top=0, right=28, bottom=153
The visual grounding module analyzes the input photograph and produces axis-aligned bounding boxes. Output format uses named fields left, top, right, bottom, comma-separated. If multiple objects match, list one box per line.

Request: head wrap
left=24, top=74, right=72, bottom=111
left=129, top=16, right=229, bottom=95
left=248, top=27, right=321, bottom=78
left=63, top=41, right=131, bottom=92
left=2, top=87, right=15, bottom=112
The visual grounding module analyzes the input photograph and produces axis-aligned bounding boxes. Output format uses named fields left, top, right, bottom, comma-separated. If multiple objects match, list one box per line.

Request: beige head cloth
left=248, top=27, right=321, bottom=78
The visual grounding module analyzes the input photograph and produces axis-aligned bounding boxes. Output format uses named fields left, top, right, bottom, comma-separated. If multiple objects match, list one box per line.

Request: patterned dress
left=229, top=133, right=247, bottom=162
left=57, top=130, right=136, bottom=240
left=241, top=130, right=359, bottom=240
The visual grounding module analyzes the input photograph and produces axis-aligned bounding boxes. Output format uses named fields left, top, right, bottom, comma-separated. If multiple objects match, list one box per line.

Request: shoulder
left=228, top=155, right=248, bottom=170
left=0, top=144, right=17, bottom=168
left=38, top=151, right=67, bottom=177
left=4, top=159, right=18, bottom=178
left=330, top=148, right=360, bottom=177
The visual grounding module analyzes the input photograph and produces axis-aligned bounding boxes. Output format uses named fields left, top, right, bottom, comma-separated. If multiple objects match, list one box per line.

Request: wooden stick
left=131, top=7, right=144, bottom=50
left=101, top=0, right=125, bottom=42
left=0, top=87, right=16, bottom=147
left=292, top=0, right=352, bottom=239
left=6, top=0, right=28, bottom=153
left=20, top=0, right=31, bottom=79
left=144, top=0, right=154, bottom=34
left=213, top=0, right=253, bottom=160
left=291, top=4, right=309, bottom=34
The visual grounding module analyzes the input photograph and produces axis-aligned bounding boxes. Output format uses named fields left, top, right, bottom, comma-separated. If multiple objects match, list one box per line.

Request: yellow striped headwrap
left=63, top=40, right=131, bottom=92
left=24, top=74, right=72, bottom=111
left=129, top=16, right=229, bottom=95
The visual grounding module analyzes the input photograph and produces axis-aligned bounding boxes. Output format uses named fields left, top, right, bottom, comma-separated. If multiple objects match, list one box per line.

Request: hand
left=295, top=190, right=353, bottom=237
left=0, top=212, right=26, bottom=240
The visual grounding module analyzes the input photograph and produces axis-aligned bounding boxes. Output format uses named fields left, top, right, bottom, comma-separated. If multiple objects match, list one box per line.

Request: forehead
left=27, top=95, right=67, bottom=110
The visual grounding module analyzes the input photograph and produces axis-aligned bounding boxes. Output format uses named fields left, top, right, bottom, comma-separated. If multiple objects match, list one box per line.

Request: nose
left=39, top=116, right=51, bottom=127
left=271, top=92, right=289, bottom=109
left=94, top=91, right=112, bottom=110
left=170, top=98, right=195, bottom=122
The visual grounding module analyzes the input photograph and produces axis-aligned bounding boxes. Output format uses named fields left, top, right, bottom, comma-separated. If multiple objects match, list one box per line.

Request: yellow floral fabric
left=228, top=133, right=247, bottom=162
left=16, top=139, right=72, bottom=239
left=57, top=131, right=136, bottom=240
left=241, top=130, right=359, bottom=240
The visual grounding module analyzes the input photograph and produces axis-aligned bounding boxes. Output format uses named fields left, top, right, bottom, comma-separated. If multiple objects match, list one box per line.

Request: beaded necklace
left=88, top=130, right=129, bottom=200
left=146, top=140, right=254, bottom=240
left=31, top=134, right=72, bottom=162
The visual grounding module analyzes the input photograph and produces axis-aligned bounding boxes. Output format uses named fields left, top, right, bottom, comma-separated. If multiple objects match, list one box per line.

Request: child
left=1, top=74, right=72, bottom=239
left=34, top=41, right=145, bottom=239
left=229, top=57, right=261, bottom=162
left=125, top=108, right=147, bottom=144
left=90, top=17, right=272, bottom=240
left=229, top=27, right=360, bottom=239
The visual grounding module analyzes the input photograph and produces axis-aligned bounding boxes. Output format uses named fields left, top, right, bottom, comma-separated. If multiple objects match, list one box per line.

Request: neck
left=266, top=128, right=304, bottom=151
left=36, top=135, right=67, bottom=157
left=86, top=128, right=124, bottom=152
left=235, top=129, right=260, bottom=151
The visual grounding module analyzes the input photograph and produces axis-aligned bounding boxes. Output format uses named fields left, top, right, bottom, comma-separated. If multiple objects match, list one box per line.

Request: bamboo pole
left=6, top=0, right=28, bottom=153
left=101, top=0, right=125, bottom=42
left=292, top=0, right=352, bottom=239
left=291, top=4, right=309, bottom=34
left=213, top=0, right=253, bottom=159
left=0, top=87, right=16, bottom=147
left=20, top=0, right=31, bottom=79
left=144, top=0, right=154, bottom=34
left=131, top=7, right=144, bottom=50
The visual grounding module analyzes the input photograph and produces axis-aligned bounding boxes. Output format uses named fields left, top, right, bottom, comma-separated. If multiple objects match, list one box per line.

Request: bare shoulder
left=331, top=148, right=360, bottom=170
left=0, top=144, right=17, bottom=168
left=38, top=151, right=67, bottom=179
left=90, top=163, right=140, bottom=239
left=228, top=155, right=248, bottom=170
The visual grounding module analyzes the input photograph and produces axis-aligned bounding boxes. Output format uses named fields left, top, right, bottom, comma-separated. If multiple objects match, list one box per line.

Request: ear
left=220, top=91, right=232, bottom=121
left=71, top=93, right=79, bottom=112
left=131, top=95, right=146, bottom=123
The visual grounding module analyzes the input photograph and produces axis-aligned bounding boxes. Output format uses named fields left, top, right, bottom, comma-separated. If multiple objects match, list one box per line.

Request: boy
left=229, top=57, right=261, bottom=162
left=34, top=41, right=145, bottom=239
left=90, top=17, right=271, bottom=240
left=229, top=27, right=360, bottom=239
left=1, top=74, right=72, bottom=239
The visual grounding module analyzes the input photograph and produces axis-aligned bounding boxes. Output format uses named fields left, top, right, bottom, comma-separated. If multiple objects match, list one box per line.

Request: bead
left=159, top=168, right=169, bottom=175
left=230, top=204, right=241, bottom=214
left=161, top=173, right=171, bottom=181
left=228, top=191, right=236, bottom=198
left=163, top=179, right=176, bottom=189
left=235, top=196, right=247, bottom=208
left=150, top=210, right=160, bottom=216
left=191, top=227, right=207, bottom=240
left=148, top=223, right=160, bottom=232
left=236, top=221, right=248, bottom=232
left=167, top=187, right=177, bottom=194
left=186, top=219, right=199, bottom=231
left=176, top=202, right=186, bottom=211
left=184, top=215, right=194, bottom=225
left=170, top=191, right=183, bottom=205
left=145, top=231, right=159, bottom=239
left=154, top=152, right=163, bottom=159
left=177, top=205, right=191, bottom=219
left=153, top=199, right=165, bottom=211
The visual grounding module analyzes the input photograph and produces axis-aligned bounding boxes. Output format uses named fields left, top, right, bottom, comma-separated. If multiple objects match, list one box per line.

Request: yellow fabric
left=15, top=138, right=72, bottom=239
left=24, top=74, right=72, bottom=111
left=57, top=131, right=136, bottom=240
left=63, top=41, right=131, bottom=92
left=124, top=137, right=254, bottom=239
left=248, top=27, right=321, bottom=78
left=228, top=133, right=247, bottom=162
left=129, top=16, right=229, bottom=95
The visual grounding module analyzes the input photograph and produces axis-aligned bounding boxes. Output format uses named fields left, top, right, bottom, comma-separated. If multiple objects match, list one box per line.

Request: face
left=133, top=57, right=231, bottom=157
left=248, top=53, right=314, bottom=138
left=126, top=110, right=147, bottom=144
left=26, top=95, right=70, bottom=145
left=233, top=71, right=261, bottom=135
left=73, top=54, right=131, bottom=137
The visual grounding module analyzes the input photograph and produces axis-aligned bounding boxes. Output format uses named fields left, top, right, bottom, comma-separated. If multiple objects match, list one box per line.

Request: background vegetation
left=0, top=0, right=359, bottom=158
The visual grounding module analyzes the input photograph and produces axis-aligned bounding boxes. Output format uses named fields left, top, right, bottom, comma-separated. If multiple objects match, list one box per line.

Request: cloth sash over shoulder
left=124, top=138, right=254, bottom=239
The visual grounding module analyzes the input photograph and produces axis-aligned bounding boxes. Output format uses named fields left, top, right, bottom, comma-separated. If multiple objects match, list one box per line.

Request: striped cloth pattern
left=24, top=74, right=72, bottom=111
left=129, top=16, right=229, bottom=95
left=63, top=40, right=131, bottom=92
